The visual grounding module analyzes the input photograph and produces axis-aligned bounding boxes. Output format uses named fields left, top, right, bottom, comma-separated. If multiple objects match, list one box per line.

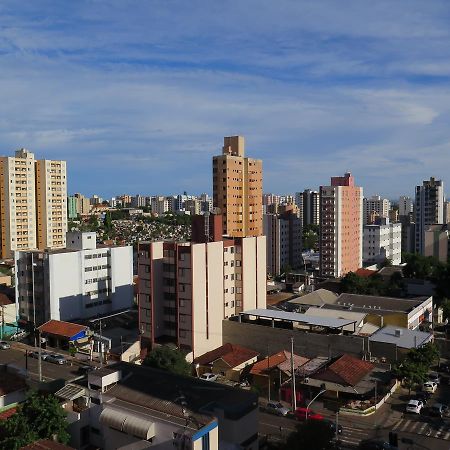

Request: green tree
left=0, top=391, right=70, bottom=449
left=143, top=346, right=191, bottom=376
left=284, top=420, right=335, bottom=450
left=393, top=359, right=428, bottom=394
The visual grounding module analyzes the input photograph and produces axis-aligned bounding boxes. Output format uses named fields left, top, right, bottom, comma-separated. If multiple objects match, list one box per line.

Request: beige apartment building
left=213, top=136, right=263, bottom=237
left=138, top=234, right=266, bottom=359
left=36, top=159, right=67, bottom=249
left=0, top=149, right=67, bottom=258
left=319, top=173, right=363, bottom=278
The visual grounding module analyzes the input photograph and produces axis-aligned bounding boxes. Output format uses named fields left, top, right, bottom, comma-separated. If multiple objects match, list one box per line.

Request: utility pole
left=0, top=304, right=4, bottom=340
left=291, top=336, right=296, bottom=410
left=38, top=329, right=42, bottom=382
left=267, top=342, right=271, bottom=402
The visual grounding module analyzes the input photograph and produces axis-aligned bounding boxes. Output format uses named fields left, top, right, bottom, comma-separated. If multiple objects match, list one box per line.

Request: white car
left=406, top=399, right=423, bottom=414
left=422, top=381, right=438, bottom=393
left=199, top=373, right=218, bottom=382
left=0, top=341, right=11, bottom=350
left=427, top=372, right=441, bottom=384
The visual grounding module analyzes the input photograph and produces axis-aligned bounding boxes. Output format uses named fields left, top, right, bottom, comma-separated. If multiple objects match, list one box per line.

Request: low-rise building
left=194, top=343, right=259, bottom=381
left=15, top=232, right=134, bottom=327
left=56, top=362, right=258, bottom=450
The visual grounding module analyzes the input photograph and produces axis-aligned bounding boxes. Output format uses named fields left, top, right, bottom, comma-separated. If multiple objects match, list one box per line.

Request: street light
left=305, top=383, right=327, bottom=420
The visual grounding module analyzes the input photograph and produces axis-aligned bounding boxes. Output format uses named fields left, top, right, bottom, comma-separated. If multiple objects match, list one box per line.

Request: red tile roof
left=314, top=354, right=374, bottom=386
left=194, top=343, right=259, bottom=368
left=250, top=351, right=308, bottom=376
left=21, top=439, right=75, bottom=450
left=0, top=407, right=17, bottom=421
left=354, top=268, right=377, bottom=278
left=38, top=320, right=87, bottom=338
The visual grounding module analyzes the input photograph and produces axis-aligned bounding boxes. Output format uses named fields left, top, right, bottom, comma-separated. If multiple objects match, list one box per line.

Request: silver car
left=46, top=354, right=67, bottom=365
left=265, top=401, right=291, bottom=416
left=0, top=341, right=10, bottom=350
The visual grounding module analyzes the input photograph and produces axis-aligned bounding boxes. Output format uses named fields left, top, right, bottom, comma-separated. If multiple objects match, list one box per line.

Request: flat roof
left=336, top=293, right=429, bottom=313
left=241, top=309, right=357, bottom=329
left=369, top=326, right=433, bottom=349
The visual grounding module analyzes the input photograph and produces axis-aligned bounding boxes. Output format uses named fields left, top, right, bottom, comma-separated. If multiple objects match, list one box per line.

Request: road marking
left=399, top=419, right=411, bottom=431
left=392, top=419, right=402, bottom=431
left=259, top=422, right=295, bottom=432
left=409, top=421, right=420, bottom=432
left=418, top=422, right=428, bottom=434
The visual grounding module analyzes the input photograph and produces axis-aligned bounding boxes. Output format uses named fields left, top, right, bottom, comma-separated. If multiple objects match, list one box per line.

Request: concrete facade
left=15, top=232, right=133, bottom=327
left=213, top=136, right=263, bottom=237
left=363, top=195, right=390, bottom=225
left=415, top=177, right=444, bottom=254
left=363, top=219, right=402, bottom=266
left=263, top=210, right=302, bottom=276
left=424, top=224, right=449, bottom=263
left=319, top=173, right=363, bottom=278
left=138, top=236, right=266, bottom=359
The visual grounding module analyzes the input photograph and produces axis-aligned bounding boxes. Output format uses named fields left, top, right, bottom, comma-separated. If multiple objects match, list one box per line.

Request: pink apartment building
left=319, top=173, right=363, bottom=278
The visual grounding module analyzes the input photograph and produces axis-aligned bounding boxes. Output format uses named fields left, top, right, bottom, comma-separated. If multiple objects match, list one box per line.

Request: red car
left=294, top=407, right=324, bottom=422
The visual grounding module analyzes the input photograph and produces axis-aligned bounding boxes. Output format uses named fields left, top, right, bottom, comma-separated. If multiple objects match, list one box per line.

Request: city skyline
left=1, top=1, right=450, bottom=197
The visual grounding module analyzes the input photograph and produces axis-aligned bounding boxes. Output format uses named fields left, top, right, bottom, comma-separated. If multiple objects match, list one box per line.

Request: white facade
left=16, top=232, right=133, bottom=326
left=363, top=195, right=391, bottom=224
left=363, top=221, right=402, bottom=266
left=151, top=196, right=169, bottom=216
left=399, top=196, right=414, bottom=217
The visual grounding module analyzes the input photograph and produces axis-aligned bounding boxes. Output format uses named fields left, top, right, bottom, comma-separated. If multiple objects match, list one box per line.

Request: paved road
left=0, top=346, right=90, bottom=382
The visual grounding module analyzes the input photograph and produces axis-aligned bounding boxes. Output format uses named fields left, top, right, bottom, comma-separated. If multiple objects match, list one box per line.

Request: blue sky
left=1, top=1, right=450, bottom=200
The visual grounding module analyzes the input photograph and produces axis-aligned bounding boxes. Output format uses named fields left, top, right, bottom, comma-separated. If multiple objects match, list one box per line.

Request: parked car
left=0, top=341, right=11, bottom=350
left=359, top=439, right=398, bottom=450
left=264, top=401, right=291, bottom=417
left=46, top=354, right=67, bottom=365
left=322, top=418, right=343, bottom=434
left=429, top=403, right=448, bottom=417
left=427, top=372, right=441, bottom=384
left=199, top=373, right=218, bottom=382
left=29, top=350, right=50, bottom=360
left=406, top=399, right=423, bottom=414
left=294, top=407, right=324, bottom=422
left=422, top=381, right=438, bottom=393
left=9, top=330, right=28, bottom=341
left=77, top=365, right=95, bottom=375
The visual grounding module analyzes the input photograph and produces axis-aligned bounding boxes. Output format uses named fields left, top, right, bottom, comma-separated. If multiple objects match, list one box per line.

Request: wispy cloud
left=0, top=0, right=449, bottom=197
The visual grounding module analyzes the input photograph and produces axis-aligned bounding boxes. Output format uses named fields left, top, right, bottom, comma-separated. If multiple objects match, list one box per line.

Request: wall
left=223, top=320, right=365, bottom=359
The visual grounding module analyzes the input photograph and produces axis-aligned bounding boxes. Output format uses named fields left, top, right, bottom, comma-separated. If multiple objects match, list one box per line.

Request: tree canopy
left=143, top=346, right=191, bottom=376
left=0, top=391, right=70, bottom=450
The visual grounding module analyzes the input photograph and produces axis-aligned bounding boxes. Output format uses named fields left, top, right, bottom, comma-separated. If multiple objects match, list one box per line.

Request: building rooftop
left=288, top=289, right=338, bottom=307
left=99, top=362, right=258, bottom=429
left=20, top=440, right=75, bottom=450
left=314, top=354, right=374, bottom=387
left=242, top=308, right=357, bottom=330
left=369, top=326, right=433, bottom=349
left=38, top=320, right=88, bottom=339
left=354, top=268, right=377, bottom=278
left=250, top=351, right=308, bottom=376
left=333, top=293, right=430, bottom=314
left=194, top=343, right=259, bottom=368
left=304, top=307, right=366, bottom=329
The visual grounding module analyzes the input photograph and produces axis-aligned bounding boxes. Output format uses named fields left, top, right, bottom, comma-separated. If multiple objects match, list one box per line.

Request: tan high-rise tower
left=0, top=149, right=67, bottom=258
left=213, top=136, right=263, bottom=237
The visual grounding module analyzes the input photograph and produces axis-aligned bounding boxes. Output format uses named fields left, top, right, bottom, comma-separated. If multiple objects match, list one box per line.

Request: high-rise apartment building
left=415, top=177, right=444, bottom=254
left=296, top=189, right=320, bottom=227
left=213, top=136, right=263, bottom=237
left=444, top=201, right=450, bottom=224
left=151, top=196, right=169, bottom=216
left=263, top=209, right=302, bottom=276
left=35, top=159, right=67, bottom=250
left=319, top=173, right=363, bottom=278
left=0, top=149, right=67, bottom=258
left=363, top=218, right=402, bottom=266
left=363, top=195, right=390, bottom=225
left=0, top=149, right=37, bottom=257
left=399, top=196, right=414, bottom=218
left=137, top=234, right=266, bottom=358
left=424, top=224, right=450, bottom=263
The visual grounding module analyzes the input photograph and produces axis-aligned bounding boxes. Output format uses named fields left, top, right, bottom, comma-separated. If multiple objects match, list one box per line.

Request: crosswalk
left=392, top=417, right=450, bottom=440
left=338, top=426, right=371, bottom=446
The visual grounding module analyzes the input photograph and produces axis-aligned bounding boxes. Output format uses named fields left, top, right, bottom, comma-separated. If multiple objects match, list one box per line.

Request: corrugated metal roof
left=242, top=309, right=357, bottom=329
left=100, top=406, right=155, bottom=440
left=55, top=384, right=86, bottom=401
